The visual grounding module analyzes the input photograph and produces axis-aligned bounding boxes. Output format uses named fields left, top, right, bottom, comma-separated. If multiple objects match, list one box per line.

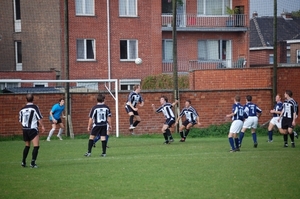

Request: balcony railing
left=162, top=59, right=246, bottom=73
left=162, top=14, right=247, bottom=28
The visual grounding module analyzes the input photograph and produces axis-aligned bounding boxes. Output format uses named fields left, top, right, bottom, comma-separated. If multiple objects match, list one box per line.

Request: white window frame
left=75, top=0, right=95, bottom=16
left=13, top=0, right=21, bottom=32
left=0, top=80, right=21, bottom=90
left=197, top=0, right=231, bottom=16
left=198, top=40, right=231, bottom=60
left=119, top=79, right=141, bottom=91
left=120, top=39, right=138, bottom=61
left=15, top=41, right=22, bottom=71
left=119, top=0, right=137, bottom=17
left=33, top=83, right=48, bottom=87
left=162, top=39, right=173, bottom=62
left=76, top=39, right=96, bottom=61
left=297, top=50, right=300, bottom=64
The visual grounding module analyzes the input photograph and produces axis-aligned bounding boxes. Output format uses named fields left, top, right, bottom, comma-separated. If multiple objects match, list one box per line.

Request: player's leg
left=93, top=134, right=100, bottom=147
left=267, top=119, right=275, bottom=142
left=184, top=123, right=194, bottom=140
left=84, top=127, right=97, bottom=156
left=57, top=120, right=64, bottom=140
left=133, top=114, right=141, bottom=128
left=288, top=126, right=295, bottom=148
left=21, top=130, right=30, bottom=167
left=100, top=127, right=108, bottom=156
left=47, top=123, right=56, bottom=141
left=30, top=131, right=40, bottom=168
left=179, top=120, right=188, bottom=142
left=251, top=117, right=259, bottom=147
left=126, top=105, right=135, bottom=129
left=162, top=124, right=170, bottom=144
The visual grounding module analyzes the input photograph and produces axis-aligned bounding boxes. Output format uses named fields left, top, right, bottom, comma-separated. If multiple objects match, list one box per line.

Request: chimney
left=281, top=12, right=293, bottom=20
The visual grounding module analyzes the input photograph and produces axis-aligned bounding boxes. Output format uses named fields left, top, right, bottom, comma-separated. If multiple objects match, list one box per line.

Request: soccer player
left=278, top=90, right=298, bottom=147
left=19, top=94, right=45, bottom=168
left=151, top=96, right=178, bottom=144
left=267, top=94, right=284, bottom=142
left=84, top=93, right=112, bottom=157
left=125, top=85, right=144, bottom=131
left=47, top=98, right=65, bottom=141
left=226, top=95, right=244, bottom=152
left=239, top=95, right=262, bottom=148
left=175, top=100, right=200, bottom=142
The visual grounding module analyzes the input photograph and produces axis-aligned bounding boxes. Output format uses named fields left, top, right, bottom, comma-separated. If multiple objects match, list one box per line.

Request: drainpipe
left=107, top=0, right=111, bottom=89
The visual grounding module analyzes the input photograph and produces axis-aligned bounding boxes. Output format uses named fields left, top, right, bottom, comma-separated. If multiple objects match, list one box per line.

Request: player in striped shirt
left=239, top=95, right=262, bottom=148
left=125, top=85, right=144, bottom=130
left=19, top=94, right=45, bottom=168
left=175, top=100, right=200, bottom=142
left=278, top=90, right=298, bottom=147
left=84, top=94, right=112, bottom=157
left=152, top=96, right=178, bottom=144
left=226, top=95, right=244, bottom=152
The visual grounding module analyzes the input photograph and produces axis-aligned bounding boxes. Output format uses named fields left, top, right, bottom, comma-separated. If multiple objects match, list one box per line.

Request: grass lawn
left=0, top=134, right=300, bottom=199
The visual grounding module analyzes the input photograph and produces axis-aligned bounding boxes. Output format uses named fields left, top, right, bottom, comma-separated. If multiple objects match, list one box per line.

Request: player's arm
left=139, top=101, right=144, bottom=107
left=175, top=115, right=182, bottom=125
left=171, top=100, right=178, bottom=107
left=151, top=104, right=157, bottom=113
left=87, top=118, right=93, bottom=132
left=107, top=117, right=112, bottom=131
left=196, top=116, right=201, bottom=126
left=38, top=119, right=45, bottom=133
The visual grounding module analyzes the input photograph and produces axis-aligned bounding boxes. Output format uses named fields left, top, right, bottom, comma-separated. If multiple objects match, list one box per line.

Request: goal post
left=0, top=79, right=120, bottom=138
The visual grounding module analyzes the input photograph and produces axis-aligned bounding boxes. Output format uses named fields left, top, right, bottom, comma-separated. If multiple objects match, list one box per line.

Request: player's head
left=275, top=94, right=281, bottom=102
left=97, top=93, right=105, bottom=103
left=160, top=96, right=168, bottom=104
left=234, top=95, right=240, bottom=102
left=58, top=98, right=64, bottom=105
left=26, top=93, right=34, bottom=102
left=185, top=100, right=191, bottom=107
left=133, top=85, right=141, bottom=93
left=246, top=95, right=252, bottom=102
left=285, top=90, right=293, bottom=98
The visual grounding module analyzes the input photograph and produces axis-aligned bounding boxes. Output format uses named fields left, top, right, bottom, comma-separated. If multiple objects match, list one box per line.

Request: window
left=120, top=40, right=137, bottom=60
left=162, top=0, right=173, bottom=14
left=287, top=53, right=290, bottom=63
left=269, top=54, right=274, bottom=64
left=197, top=0, right=230, bottom=15
left=297, top=50, right=300, bottom=64
left=198, top=40, right=231, bottom=60
left=162, top=39, right=173, bottom=62
left=119, top=0, right=137, bottom=16
left=15, top=41, right=22, bottom=71
left=76, top=0, right=94, bottom=15
left=33, top=83, right=48, bottom=87
left=0, top=80, right=20, bottom=90
left=120, top=79, right=141, bottom=90
left=76, top=39, right=95, bottom=60
left=14, top=0, right=21, bottom=32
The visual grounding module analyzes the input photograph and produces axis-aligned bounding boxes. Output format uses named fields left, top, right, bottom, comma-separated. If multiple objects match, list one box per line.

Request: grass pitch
left=0, top=135, right=300, bottom=199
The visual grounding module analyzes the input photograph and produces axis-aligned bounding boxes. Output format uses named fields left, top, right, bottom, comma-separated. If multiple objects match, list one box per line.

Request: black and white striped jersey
left=126, top=91, right=143, bottom=108
left=179, top=106, right=199, bottom=123
left=19, top=103, right=43, bottom=130
left=282, top=98, right=298, bottom=119
left=89, top=103, right=111, bottom=127
left=155, top=103, right=175, bottom=119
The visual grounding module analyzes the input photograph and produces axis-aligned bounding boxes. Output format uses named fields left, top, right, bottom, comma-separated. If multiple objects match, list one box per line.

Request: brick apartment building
left=0, top=0, right=249, bottom=91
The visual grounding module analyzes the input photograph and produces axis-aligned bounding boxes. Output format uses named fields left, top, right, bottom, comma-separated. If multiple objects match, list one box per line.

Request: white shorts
left=270, top=117, right=282, bottom=129
left=229, top=120, right=243, bottom=134
left=243, top=116, right=258, bottom=129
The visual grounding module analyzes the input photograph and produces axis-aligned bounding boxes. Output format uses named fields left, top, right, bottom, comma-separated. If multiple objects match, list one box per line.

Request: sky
left=250, top=0, right=300, bottom=17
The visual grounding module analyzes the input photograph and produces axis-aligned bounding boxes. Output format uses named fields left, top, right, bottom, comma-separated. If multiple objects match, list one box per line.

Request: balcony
left=162, top=59, right=246, bottom=73
left=162, top=14, right=247, bottom=32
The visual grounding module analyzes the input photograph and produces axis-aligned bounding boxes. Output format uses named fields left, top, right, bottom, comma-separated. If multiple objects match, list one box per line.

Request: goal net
left=0, top=79, right=120, bottom=138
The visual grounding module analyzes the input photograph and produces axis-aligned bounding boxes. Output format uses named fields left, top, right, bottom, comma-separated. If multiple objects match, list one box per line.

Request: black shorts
left=23, top=129, right=38, bottom=141
left=125, top=105, right=138, bottom=115
left=91, top=126, right=107, bottom=137
left=281, top=117, right=294, bottom=129
left=182, top=120, right=196, bottom=127
left=164, top=118, right=175, bottom=128
left=50, top=118, right=62, bottom=124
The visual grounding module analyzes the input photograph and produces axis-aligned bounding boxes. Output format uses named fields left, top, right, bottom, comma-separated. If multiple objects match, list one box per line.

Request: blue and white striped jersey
left=19, top=103, right=43, bottom=130
left=244, top=102, right=262, bottom=117
left=232, top=103, right=244, bottom=121
left=272, top=101, right=283, bottom=117
left=89, top=103, right=111, bottom=127
left=282, top=98, right=298, bottom=119
left=155, top=103, right=175, bottom=119
left=179, top=106, right=199, bottom=123
left=126, top=91, right=143, bottom=108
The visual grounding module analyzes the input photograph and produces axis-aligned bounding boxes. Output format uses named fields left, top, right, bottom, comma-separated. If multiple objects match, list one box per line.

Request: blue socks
left=252, top=132, right=257, bottom=143
left=229, top=137, right=235, bottom=150
left=239, top=132, right=245, bottom=145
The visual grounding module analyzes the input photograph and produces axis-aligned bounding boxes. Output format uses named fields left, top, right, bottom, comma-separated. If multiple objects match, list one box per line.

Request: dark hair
left=26, top=93, right=34, bottom=102
left=161, top=96, right=168, bottom=102
left=58, top=98, right=64, bottom=102
left=97, top=94, right=105, bottom=103
left=186, top=100, right=191, bottom=104
left=285, top=90, right=293, bottom=97
left=246, top=95, right=252, bottom=102
left=235, top=95, right=240, bottom=102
